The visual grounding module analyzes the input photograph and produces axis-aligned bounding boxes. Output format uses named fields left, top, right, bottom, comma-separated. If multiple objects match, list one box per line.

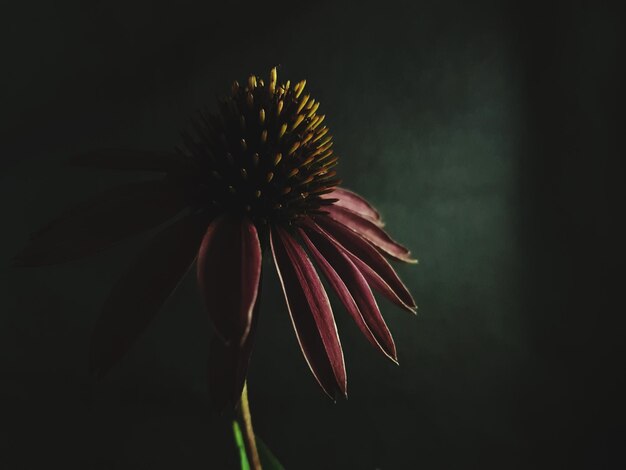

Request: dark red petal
left=12, top=180, right=188, bottom=266
left=321, top=187, right=382, bottom=225
left=309, top=216, right=417, bottom=313
left=208, top=283, right=261, bottom=411
left=270, top=226, right=347, bottom=399
left=197, top=215, right=262, bottom=345
left=70, top=149, right=189, bottom=172
left=89, top=213, right=208, bottom=377
left=299, top=227, right=397, bottom=363
left=327, top=205, right=417, bottom=264
left=326, top=203, right=385, bottom=228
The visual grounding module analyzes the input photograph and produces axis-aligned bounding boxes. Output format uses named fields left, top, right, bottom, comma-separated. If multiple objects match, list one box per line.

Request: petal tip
left=331, top=388, right=348, bottom=402
left=210, top=327, right=233, bottom=346
left=237, top=329, right=251, bottom=347
left=383, top=348, right=400, bottom=364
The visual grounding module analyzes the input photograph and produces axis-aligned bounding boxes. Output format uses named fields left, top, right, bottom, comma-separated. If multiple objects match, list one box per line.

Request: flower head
left=14, top=67, right=417, bottom=408
left=180, top=68, right=339, bottom=226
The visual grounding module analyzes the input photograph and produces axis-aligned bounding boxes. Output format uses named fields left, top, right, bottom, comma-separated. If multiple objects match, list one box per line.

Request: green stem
left=239, top=381, right=262, bottom=470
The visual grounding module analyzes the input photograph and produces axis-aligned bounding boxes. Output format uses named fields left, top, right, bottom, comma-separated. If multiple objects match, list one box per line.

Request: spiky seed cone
left=178, top=67, right=341, bottom=225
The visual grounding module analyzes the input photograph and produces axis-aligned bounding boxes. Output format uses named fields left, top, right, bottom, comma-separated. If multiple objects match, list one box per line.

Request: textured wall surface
left=1, top=1, right=623, bottom=468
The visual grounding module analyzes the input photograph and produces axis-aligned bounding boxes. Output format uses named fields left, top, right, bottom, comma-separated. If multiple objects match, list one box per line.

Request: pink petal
left=299, top=227, right=397, bottom=363
left=89, top=213, right=208, bottom=377
left=70, top=149, right=189, bottom=172
left=208, top=287, right=261, bottom=411
left=270, top=226, right=347, bottom=399
left=326, top=205, right=417, bottom=263
left=197, top=215, right=262, bottom=345
left=13, top=180, right=188, bottom=266
left=309, top=216, right=417, bottom=313
left=321, top=187, right=382, bottom=225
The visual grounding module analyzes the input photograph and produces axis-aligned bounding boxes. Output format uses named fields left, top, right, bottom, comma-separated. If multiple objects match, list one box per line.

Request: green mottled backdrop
left=1, top=1, right=623, bottom=468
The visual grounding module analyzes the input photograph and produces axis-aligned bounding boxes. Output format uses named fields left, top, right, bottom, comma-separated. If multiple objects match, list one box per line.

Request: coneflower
left=14, top=67, right=417, bottom=410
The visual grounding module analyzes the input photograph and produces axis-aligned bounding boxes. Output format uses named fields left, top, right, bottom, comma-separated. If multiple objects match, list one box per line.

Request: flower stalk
left=238, top=381, right=262, bottom=470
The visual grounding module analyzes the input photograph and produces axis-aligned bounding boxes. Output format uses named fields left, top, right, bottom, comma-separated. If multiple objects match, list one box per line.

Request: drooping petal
left=321, top=187, right=382, bottom=225
left=326, top=205, right=417, bottom=263
left=208, top=281, right=261, bottom=411
left=324, top=203, right=384, bottom=228
left=310, top=216, right=417, bottom=313
left=299, top=227, right=397, bottom=363
left=89, top=213, right=208, bottom=377
left=70, top=149, right=190, bottom=172
left=13, top=180, right=188, bottom=266
left=197, top=215, right=262, bottom=345
left=270, top=226, right=347, bottom=399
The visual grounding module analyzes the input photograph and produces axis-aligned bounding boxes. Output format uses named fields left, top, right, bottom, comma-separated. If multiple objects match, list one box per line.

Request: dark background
left=1, top=1, right=624, bottom=468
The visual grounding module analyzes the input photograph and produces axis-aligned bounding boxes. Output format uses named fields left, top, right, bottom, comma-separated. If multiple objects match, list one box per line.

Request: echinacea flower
left=14, top=67, right=417, bottom=409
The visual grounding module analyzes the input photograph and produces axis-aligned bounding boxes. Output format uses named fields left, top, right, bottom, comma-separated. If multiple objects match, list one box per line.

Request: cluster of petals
left=14, top=71, right=416, bottom=408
